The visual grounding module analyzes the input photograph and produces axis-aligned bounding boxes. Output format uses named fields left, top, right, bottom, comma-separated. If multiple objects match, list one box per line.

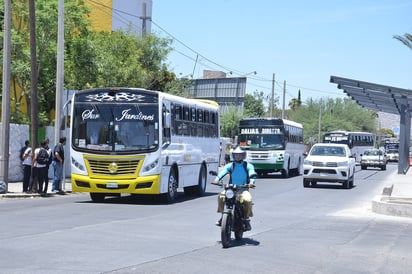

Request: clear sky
left=151, top=0, right=412, bottom=105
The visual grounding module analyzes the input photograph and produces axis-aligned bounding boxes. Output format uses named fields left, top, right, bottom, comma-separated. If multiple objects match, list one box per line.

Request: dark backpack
left=19, top=146, right=26, bottom=162
left=46, top=148, right=53, bottom=165
left=37, top=148, right=49, bottom=165
left=228, top=161, right=249, bottom=184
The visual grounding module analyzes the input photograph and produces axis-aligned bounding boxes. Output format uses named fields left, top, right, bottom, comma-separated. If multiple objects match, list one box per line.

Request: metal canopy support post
left=399, top=102, right=410, bottom=174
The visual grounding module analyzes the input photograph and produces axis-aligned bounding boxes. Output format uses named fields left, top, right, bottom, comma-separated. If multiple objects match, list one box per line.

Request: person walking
left=52, top=137, right=66, bottom=193
left=21, top=140, right=32, bottom=193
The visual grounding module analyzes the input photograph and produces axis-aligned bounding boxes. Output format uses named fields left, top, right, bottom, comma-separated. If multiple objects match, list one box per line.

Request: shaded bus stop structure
left=330, top=75, right=411, bottom=174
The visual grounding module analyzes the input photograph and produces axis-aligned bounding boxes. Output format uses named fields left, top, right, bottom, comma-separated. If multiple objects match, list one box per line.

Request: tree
left=220, top=106, right=243, bottom=138
left=1, top=0, right=174, bottom=125
left=0, top=0, right=91, bottom=125
left=164, top=76, right=193, bottom=97
left=65, top=28, right=173, bottom=91
left=288, top=97, right=377, bottom=144
left=244, top=91, right=265, bottom=117
left=288, top=89, right=302, bottom=111
left=288, top=98, right=300, bottom=111
left=393, top=33, right=412, bottom=50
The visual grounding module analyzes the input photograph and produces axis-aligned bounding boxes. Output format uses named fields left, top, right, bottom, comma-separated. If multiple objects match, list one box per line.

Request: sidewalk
left=0, top=178, right=72, bottom=198
left=372, top=168, right=412, bottom=218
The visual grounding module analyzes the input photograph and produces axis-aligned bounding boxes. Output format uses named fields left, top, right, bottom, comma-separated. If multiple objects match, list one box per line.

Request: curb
left=0, top=191, right=72, bottom=199
left=372, top=183, right=412, bottom=218
left=372, top=194, right=412, bottom=218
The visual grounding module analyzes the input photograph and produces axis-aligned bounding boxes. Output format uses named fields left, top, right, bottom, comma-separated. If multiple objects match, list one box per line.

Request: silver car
left=303, top=143, right=356, bottom=189
left=386, top=149, right=399, bottom=162
left=360, top=149, right=387, bottom=170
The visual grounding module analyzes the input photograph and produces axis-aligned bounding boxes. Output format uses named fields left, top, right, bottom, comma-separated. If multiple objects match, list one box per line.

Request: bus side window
left=162, top=104, right=171, bottom=144
left=284, top=130, right=289, bottom=143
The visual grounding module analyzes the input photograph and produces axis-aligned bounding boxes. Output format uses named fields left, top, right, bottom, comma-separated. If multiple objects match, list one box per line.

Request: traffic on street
left=1, top=163, right=412, bottom=274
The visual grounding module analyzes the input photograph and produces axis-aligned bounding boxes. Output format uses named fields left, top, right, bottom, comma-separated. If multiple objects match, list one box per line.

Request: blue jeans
left=52, top=161, right=63, bottom=191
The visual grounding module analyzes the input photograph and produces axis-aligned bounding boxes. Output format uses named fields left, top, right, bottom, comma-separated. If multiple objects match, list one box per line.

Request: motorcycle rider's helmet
left=232, top=146, right=246, bottom=163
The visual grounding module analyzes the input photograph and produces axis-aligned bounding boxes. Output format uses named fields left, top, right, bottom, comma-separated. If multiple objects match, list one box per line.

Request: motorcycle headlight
left=225, top=189, right=235, bottom=199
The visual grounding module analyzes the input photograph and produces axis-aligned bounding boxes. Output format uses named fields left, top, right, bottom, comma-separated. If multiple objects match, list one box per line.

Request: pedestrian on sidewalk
left=43, top=137, right=53, bottom=193
left=29, top=140, right=49, bottom=195
left=21, top=140, right=32, bottom=193
left=52, top=137, right=66, bottom=193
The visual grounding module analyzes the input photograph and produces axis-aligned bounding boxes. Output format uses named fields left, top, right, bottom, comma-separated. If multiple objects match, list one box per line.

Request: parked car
left=360, top=149, right=387, bottom=170
left=386, top=149, right=399, bottom=162
left=303, top=143, right=356, bottom=189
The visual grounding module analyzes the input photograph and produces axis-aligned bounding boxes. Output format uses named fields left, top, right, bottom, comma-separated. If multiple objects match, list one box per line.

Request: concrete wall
left=0, top=123, right=30, bottom=181
left=0, top=124, right=70, bottom=182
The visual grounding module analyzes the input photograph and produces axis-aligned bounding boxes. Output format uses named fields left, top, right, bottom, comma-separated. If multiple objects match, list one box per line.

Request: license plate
left=106, top=182, right=118, bottom=189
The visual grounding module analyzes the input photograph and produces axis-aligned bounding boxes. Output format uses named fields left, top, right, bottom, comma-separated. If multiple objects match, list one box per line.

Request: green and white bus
left=238, top=118, right=304, bottom=177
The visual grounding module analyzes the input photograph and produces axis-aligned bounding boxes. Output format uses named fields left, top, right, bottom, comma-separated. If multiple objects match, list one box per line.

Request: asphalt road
left=1, top=163, right=412, bottom=274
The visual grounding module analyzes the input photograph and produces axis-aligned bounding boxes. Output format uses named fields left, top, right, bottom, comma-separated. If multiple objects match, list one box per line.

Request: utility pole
left=140, top=2, right=151, bottom=35
left=270, top=73, right=275, bottom=117
left=55, top=0, right=64, bottom=191
left=0, top=0, right=12, bottom=193
left=318, top=99, right=322, bottom=142
left=282, top=80, right=286, bottom=119
left=29, top=0, right=39, bottom=153
left=55, top=0, right=64, bottom=144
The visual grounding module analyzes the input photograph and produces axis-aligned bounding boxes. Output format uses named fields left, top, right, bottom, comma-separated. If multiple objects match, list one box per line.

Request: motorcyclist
left=211, top=146, right=256, bottom=231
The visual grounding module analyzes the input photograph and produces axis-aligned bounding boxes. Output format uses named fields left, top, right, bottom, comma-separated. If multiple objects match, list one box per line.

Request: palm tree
left=393, top=33, right=412, bottom=50
left=288, top=89, right=302, bottom=111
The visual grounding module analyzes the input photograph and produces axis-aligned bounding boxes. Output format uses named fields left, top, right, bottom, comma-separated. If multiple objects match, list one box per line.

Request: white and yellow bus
left=238, top=118, right=304, bottom=178
left=69, top=88, right=220, bottom=202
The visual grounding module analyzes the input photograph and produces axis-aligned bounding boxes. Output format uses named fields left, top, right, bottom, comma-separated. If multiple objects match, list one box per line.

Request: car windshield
left=364, top=150, right=382, bottom=156
left=310, top=146, right=346, bottom=157
left=387, top=149, right=398, bottom=154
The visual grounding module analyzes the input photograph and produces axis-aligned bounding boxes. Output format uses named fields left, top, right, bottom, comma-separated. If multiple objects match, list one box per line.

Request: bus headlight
left=71, top=157, right=85, bottom=171
left=143, top=159, right=159, bottom=172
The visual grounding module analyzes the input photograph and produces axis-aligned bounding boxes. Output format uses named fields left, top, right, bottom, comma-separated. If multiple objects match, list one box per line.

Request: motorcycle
left=210, top=171, right=256, bottom=248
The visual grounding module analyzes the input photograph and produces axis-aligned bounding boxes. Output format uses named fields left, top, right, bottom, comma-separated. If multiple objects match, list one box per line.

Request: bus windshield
left=238, top=133, right=285, bottom=150
left=72, top=103, right=159, bottom=152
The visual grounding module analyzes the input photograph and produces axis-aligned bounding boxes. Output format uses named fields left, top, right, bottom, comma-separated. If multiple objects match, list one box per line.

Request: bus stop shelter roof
left=330, top=75, right=412, bottom=115
left=330, top=75, right=412, bottom=174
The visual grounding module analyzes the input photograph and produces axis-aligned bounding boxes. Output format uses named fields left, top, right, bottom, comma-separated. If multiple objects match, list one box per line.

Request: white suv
left=303, top=143, right=356, bottom=189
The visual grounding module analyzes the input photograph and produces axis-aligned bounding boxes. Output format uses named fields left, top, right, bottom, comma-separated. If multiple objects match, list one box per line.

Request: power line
left=87, top=0, right=341, bottom=98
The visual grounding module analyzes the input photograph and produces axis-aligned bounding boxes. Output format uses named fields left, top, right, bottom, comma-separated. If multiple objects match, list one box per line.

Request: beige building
left=85, top=0, right=152, bottom=34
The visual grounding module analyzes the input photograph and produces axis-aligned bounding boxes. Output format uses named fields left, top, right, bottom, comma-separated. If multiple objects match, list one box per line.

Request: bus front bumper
left=71, top=173, right=161, bottom=195
left=252, top=162, right=284, bottom=172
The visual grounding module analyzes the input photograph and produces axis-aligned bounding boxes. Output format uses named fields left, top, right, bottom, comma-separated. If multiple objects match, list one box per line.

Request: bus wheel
left=165, top=168, right=178, bottom=203
left=281, top=168, right=289, bottom=178
left=185, top=164, right=207, bottom=196
left=196, top=164, right=207, bottom=196
left=90, top=193, right=105, bottom=202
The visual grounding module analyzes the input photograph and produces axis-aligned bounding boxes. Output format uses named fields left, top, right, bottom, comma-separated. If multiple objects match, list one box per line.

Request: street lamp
left=228, top=71, right=257, bottom=77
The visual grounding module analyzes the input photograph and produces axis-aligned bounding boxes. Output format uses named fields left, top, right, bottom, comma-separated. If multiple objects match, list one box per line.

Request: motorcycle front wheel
left=234, top=226, right=243, bottom=240
left=221, top=213, right=232, bottom=248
